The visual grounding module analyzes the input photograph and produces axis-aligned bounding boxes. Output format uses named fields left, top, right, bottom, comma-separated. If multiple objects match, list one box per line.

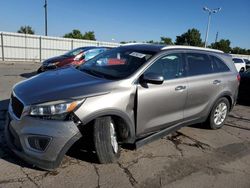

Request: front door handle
left=175, top=86, right=186, bottom=91
left=213, top=80, right=221, bottom=85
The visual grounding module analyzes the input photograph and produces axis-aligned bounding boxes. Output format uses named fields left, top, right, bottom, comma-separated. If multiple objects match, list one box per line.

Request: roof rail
left=161, top=45, right=224, bottom=53
left=121, top=42, right=147, bottom=46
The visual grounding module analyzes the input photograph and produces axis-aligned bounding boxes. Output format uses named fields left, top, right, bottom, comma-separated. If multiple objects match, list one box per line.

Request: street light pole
left=204, top=12, right=211, bottom=48
left=203, top=7, right=221, bottom=48
left=44, top=0, right=48, bottom=36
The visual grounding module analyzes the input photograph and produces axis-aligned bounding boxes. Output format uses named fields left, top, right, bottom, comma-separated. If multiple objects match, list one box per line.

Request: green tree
left=231, top=47, right=241, bottom=54
left=17, top=25, right=35, bottom=34
left=210, top=39, right=231, bottom=53
left=64, top=29, right=84, bottom=39
left=160, top=37, right=173, bottom=45
left=145, top=40, right=160, bottom=44
left=231, top=47, right=250, bottom=55
left=64, top=30, right=96, bottom=40
left=82, top=31, right=96, bottom=40
left=175, top=28, right=203, bottom=47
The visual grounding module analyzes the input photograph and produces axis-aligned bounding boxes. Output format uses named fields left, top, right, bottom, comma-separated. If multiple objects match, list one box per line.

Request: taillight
left=237, top=74, right=241, bottom=82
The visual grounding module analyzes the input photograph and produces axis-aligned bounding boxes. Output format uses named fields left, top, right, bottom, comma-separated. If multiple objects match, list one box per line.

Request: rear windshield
left=233, top=58, right=244, bottom=63
left=79, top=47, right=156, bottom=80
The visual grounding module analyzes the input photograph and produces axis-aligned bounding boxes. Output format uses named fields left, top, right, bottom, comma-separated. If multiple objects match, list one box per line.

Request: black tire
left=93, top=116, right=120, bottom=163
left=207, top=97, right=230, bottom=129
left=240, top=67, right=245, bottom=73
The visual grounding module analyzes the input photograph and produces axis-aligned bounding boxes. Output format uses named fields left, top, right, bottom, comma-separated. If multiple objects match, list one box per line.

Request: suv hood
left=13, top=67, right=114, bottom=105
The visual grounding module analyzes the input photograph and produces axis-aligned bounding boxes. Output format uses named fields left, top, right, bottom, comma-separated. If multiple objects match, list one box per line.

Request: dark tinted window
left=211, top=56, right=230, bottom=73
left=145, top=53, right=184, bottom=80
left=244, top=59, right=250, bottom=64
left=186, top=53, right=213, bottom=76
left=233, top=58, right=244, bottom=63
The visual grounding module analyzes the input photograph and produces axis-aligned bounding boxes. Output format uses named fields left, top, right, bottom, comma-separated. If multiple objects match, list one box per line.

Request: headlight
left=30, top=99, right=84, bottom=116
left=47, top=61, right=60, bottom=67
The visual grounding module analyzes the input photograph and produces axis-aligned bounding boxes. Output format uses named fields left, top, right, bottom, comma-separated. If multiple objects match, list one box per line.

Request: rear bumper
left=5, top=113, right=81, bottom=170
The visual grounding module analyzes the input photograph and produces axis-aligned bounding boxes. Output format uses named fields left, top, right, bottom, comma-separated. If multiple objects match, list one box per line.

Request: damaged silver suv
left=5, top=44, right=239, bottom=170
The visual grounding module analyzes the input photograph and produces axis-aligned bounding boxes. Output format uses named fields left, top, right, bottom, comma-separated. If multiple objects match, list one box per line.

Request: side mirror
left=142, top=72, right=164, bottom=85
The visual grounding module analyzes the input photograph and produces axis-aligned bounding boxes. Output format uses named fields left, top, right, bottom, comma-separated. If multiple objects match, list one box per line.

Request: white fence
left=0, top=31, right=119, bottom=62
left=231, top=54, right=250, bottom=60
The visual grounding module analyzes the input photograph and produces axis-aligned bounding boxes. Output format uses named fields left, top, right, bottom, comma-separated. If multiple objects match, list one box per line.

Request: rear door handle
left=213, top=80, right=221, bottom=85
left=175, top=86, right=186, bottom=91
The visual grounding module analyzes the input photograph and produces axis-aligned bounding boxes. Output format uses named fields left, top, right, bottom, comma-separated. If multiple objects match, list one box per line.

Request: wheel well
left=222, top=95, right=232, bottom=110
left=79, top=115, right=133, bottom=144
left=111, top=115, right=131, bottom=142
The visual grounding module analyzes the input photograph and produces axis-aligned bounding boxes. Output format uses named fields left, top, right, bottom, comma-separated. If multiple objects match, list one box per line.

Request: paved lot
left=0, top=62, right=250, bottom=188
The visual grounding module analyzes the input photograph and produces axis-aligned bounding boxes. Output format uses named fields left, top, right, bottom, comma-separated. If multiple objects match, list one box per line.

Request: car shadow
left=188, top=123, right=209, bottom=130
left=66, top=124, right=99, bottom=164
left=237, top=100, right=250, bottom=107
left=20, top=71, right=37, bottom=78
left=66, top=137, right=99, bottom=164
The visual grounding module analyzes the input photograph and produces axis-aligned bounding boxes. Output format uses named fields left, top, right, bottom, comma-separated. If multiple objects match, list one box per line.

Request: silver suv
left=5, top=44, right=239, bottom=170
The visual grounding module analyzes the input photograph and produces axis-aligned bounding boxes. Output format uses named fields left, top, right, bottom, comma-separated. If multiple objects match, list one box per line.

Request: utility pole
left=44, top=0, right=48, bottom=36
left=215, top=32, right=219, bottom=43
left=203, top=7, right=221, bottom=48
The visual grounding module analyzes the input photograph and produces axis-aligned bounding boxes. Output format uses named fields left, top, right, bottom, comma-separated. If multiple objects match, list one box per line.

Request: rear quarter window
left=211, top=56, right=230, bottom=73
left=186, top=53, right=213, bottom=76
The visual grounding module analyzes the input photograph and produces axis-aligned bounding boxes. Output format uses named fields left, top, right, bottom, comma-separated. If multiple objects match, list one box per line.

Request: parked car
left=244, top=59, right=250, bottom=70
left=37, top=46, right=110, bottom=73
left=238, top=69, right=250, bottom=103
left=5, top=44, right=239, bottom=170
left=232, top=57, right=246, bottom=72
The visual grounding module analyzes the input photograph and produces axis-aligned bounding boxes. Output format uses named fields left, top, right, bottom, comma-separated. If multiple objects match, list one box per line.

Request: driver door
left=136, top=52, right=188, bottom=136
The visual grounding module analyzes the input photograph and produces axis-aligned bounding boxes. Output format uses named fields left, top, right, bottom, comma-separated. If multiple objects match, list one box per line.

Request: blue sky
left=0, top=0, right=249, bottom=48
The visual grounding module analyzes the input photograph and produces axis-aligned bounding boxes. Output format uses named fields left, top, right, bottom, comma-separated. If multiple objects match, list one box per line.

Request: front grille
left=11, top=93, right=24, bottom=118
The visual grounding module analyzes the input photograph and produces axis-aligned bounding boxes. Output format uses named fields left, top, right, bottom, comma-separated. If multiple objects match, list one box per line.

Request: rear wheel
left=93, top=116, right=120, bottom=163
left=207, top=97, right=230, bottom=129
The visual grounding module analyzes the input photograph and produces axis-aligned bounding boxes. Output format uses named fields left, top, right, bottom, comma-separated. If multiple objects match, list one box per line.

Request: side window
left=84, top=49, right=102, bottom=61
left=186, top=53, right=213, bottom=76
left=211, top=56, right=230, bottom=73
left=233, top=58, right=244, bottom=64
left=145, top=53, right=184, bottom=80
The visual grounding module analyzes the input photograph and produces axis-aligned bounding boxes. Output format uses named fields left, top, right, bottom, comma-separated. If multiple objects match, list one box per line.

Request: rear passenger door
left=184, top=52, right=224, bottom=121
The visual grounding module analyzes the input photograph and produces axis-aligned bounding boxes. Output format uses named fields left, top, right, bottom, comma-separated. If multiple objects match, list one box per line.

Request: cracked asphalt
left=0, top=62, right=250, bottom=188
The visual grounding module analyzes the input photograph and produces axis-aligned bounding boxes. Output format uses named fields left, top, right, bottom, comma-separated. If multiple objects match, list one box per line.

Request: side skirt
left=135, top=122, right=185, bottom=149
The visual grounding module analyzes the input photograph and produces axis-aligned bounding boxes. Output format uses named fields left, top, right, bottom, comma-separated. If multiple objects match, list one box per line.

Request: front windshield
left=79, top=47, right=155, bottom=80
left=64, top=48, right=85, bottom=57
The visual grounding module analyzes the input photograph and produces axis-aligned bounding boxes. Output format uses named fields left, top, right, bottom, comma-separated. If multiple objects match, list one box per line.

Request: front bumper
left=5, top=112, right=81, bottom=170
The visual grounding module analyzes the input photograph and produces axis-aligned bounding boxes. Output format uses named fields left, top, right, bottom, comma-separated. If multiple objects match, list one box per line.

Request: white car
left=244, top=59, right=250, bottom=70
left=232, top=57, right=246, bottom=72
